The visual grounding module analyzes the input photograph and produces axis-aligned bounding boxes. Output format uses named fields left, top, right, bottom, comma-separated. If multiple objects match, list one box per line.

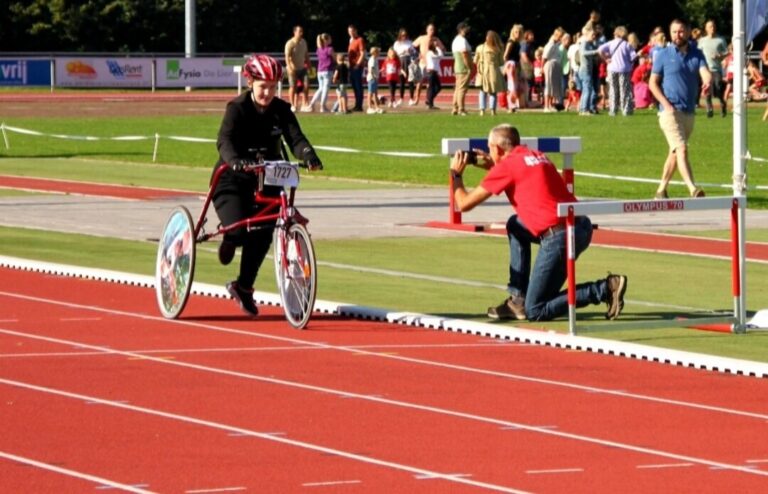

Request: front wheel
left=273, top=223, right=317, bottom=329
left=155, top=206, right=196, bottom=319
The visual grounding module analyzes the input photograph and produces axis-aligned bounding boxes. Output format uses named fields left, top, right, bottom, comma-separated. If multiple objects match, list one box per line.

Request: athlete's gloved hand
left=302, top=147, right=323, bottom=171
left=230, top=158, right=257, bottom=172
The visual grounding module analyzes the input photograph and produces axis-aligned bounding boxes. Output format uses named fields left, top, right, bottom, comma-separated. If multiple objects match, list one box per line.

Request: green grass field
left=1, top=105, right=767, bottom=363
left=2, top=106, right=767, bottom=205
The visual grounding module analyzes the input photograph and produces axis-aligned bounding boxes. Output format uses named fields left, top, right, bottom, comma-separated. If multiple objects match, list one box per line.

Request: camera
left=465, top=150, right=478, bottom=165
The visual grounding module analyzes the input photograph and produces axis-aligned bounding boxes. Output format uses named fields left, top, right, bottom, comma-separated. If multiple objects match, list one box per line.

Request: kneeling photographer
left=450, top=123, right=627, bottom=322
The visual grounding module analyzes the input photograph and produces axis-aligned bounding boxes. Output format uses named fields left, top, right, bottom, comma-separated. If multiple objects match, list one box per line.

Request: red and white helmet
left=242, top=54, right=283, bottom=82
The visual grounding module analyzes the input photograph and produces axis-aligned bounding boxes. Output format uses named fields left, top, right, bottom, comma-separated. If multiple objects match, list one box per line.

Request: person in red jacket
left=449, top=124, right=627, bottom=322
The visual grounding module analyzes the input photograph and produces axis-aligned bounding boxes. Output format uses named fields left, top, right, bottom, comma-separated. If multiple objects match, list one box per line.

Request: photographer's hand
left=472, top=148, right=494, bottom=170
left=450, top=150, right=469, bottom=177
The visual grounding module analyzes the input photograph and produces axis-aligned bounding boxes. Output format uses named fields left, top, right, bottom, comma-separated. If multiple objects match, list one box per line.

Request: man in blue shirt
left=649, top=19, right=712, bottom=199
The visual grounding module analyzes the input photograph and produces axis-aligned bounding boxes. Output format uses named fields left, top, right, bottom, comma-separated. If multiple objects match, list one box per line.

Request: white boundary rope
left=1, top=255, right=767, bottom=379
left=2, top=123, right=766, bottom=190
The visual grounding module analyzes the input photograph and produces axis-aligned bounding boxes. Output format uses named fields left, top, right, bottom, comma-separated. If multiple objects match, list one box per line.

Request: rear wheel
left=273, top=223, right=317, bottom=329
left=155, top=206, right=196, bottom=319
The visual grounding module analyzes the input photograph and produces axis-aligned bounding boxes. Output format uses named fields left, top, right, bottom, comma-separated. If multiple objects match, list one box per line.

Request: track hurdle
left=557, top=196, right=747, bottom=335
left=430, top=137, right=581, bottom=231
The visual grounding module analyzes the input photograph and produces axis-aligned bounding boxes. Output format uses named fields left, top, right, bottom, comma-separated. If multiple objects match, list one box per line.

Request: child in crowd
left=532, top=47, right=544, bottom=103
left=407, top=54, right=423, bottom=105
left=333, top=53, right=349, bottom=114
left=747, top=60, right=767, bottom=101
left=503, top=58, right=519, bottom=112
left=723, top=44, right=734, bottom=103
left=564, top=78, right=581, bottom=111
left=366, top=46, right=384, bottom=113
left=384, top=48, right=401, bottom=108
left=631, top=55, right=654, bottom=109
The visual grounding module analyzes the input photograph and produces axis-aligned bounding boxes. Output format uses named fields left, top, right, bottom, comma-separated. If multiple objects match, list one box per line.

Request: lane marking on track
left=2, top=290, right=768, bottom=423
left=60, top=317, right=102, bottom=321
left=0, top=450, right=156, bottom=493
left=1, top=325, right=767, bottom=478
left=747, top=459, right=768, bottom=463
left=636, top=463, right=694, bottom=469
left=0, top=378, right=532, bottom=494
left=185, top=487, right=247, bottom=493
left=302, top=480, right=362, bottom=487
left=525, top=468, right=584, bottom=475
left=0, top=342, right=519, bottom=359
left=415, top=472, right=473, bottom=480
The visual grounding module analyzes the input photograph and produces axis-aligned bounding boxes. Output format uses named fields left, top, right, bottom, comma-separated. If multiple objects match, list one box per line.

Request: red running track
left=1, top=267, right=768, bottom=493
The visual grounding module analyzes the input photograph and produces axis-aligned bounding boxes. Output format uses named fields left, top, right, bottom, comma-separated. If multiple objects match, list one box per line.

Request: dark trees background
left=1, top=0, right=746, bottom=54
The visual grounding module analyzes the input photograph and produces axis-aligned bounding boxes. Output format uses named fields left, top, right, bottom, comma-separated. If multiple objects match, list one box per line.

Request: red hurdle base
left=424, top=221, right=487, bottom=232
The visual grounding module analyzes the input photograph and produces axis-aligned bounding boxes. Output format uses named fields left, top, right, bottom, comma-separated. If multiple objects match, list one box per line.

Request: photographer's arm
left=450, top=150, right=492, bottom=212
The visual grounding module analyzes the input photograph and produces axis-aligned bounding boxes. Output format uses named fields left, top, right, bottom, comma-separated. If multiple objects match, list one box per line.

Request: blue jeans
left=350, top=66, right=364, bottom=110
left=578, top=70, right=596, bottom=113
left=506, top=215, right=606, bottom=321
left=478, top=91, right=497, bottom=111
left=308, top=70, right=331, bottom=109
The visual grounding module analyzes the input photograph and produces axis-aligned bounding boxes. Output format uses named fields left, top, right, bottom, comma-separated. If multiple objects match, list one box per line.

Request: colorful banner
left=156, top=57, right=243, bottom=87
left=0, top=59, right=51, bottom=86
left=55, top=57, right=153, bottom=87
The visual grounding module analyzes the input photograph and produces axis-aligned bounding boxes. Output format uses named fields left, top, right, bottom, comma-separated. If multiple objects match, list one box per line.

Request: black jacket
left=216, top=91, right=312, bottom=166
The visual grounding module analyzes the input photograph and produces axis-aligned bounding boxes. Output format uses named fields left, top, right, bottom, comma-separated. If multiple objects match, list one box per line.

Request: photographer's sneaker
left=226, top=281, right=259, bottom=317
left=487, top=296, right=527, bottom=320
left=605, top=274, right=628, bottom=320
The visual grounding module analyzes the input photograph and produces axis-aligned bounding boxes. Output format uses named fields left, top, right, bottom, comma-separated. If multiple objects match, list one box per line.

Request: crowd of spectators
left=282, top=11, right=768, bottom=117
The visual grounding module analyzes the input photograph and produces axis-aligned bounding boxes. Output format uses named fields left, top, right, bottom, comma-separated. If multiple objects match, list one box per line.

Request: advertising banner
left=156, top=57, right=243, bottom=87
left=0, top=59, right=51, bottom=86
left=55, top=57, right=153, bottom=87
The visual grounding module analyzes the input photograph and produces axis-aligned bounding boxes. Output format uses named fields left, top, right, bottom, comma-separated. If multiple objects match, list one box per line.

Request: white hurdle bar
left=441, top=137, right=581, bottom=226
left=557, top=196, right=747, bottom=335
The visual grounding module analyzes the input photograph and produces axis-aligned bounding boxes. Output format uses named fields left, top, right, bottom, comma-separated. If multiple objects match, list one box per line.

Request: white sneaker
left=408, top=100, right=417, bottom=106
left=394, top=99, right=403, bottom=107
left=366, top=108, right=377, bottom=114
left=300, top=105, right=312, bottom=113
left=376, top=108, right=384, bottom=114
left=290, top=106, right=297, bottom=112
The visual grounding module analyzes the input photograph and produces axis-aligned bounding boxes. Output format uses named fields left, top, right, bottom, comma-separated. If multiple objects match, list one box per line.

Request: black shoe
left=226, top=281, right=258, bottom=317
left=605, top=274, right=628, bottom=320
left=706, top=108, right=714, bottom=118
left=218, top=240, right=236, bottom=265
left=721, top=107, right=727, bottom=118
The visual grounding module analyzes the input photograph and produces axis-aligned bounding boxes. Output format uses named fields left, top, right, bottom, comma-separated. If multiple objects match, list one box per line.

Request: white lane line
left=60, top=317, right=101, bottom=321
left=302, top=480, right=362, bottom=487
left=525, top=468, right=584, bottom=475
left=636, top=463, right=694, bottom=469
left=185, top=487, right=246, bottom=493
left=0, top=378, right=531, bottom=494
left=0, top=342, right=519, bottom=359
left=2, top=290, right=766, bottom=424
left=747, top=459, right=768, bottom=463
left=1, top=327, right=766, bottom=478
left=0, top=450, right=155, bottom=493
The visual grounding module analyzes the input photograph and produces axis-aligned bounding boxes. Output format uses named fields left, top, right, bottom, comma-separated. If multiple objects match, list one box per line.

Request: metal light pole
left=184, top=0, right=196, bottom=91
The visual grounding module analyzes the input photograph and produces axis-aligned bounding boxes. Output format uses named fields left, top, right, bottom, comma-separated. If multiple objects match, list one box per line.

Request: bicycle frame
left=193, top=162, right=305, bottom=244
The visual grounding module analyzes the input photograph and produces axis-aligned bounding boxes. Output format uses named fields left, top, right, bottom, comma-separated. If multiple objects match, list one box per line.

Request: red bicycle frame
left=193, top=163, right=304, bottom=243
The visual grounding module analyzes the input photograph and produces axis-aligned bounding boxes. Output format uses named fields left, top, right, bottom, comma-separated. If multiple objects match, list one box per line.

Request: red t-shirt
left=480, top=146, right=576, bottom=236
left=348, top=36, right=365, bottom=68
left=384, top=58, right=401, bottom=82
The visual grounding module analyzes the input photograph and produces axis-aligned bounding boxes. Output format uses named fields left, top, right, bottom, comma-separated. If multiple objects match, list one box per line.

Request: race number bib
left=264, top=161, right=299, bottom=187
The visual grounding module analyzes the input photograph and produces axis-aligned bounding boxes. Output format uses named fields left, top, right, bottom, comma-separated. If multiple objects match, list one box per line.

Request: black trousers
left=213, top=175, right=279, bottom=289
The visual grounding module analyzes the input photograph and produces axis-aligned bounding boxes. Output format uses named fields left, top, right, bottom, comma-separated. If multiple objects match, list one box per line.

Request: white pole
left=184, top=0, right=196, bottom=92
left=732, top=0, right=748, bottom=331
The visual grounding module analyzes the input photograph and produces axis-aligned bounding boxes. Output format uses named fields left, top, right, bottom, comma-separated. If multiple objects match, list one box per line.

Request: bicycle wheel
left=155, top=206, right=196, bottom=319
left=273, top=223, right=317, bottom=329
